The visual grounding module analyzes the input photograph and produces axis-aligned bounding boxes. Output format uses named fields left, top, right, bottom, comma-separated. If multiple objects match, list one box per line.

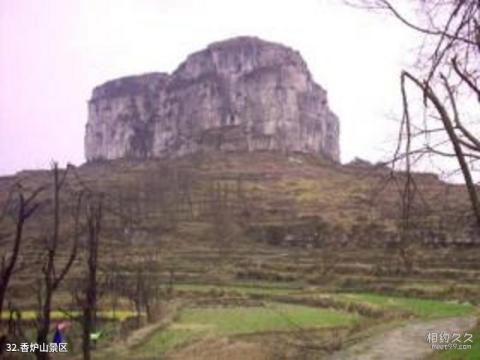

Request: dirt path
left=328, top=316, right=477, bottom=360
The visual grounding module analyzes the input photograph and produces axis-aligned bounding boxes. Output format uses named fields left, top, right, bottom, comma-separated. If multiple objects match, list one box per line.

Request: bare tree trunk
left=36, top=164, right=81, bottom=360
left=402, top=71, right=480, bottom=228
left=0, top=186, right=44, bottom=320
left=36, top=291, right=53, bottom=360
left=82, top=196, right=102, bottom=360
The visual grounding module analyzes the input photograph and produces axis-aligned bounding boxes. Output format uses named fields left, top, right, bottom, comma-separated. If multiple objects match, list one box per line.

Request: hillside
left=2, top=151, right=479, bottom=308
left=2, top=151, right=480, bottom=360
left=0, top=151, right=474, bottom=248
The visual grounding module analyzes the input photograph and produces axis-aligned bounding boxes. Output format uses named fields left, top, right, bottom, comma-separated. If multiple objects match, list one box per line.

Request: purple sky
left=0, top=0, right=417, bottom=176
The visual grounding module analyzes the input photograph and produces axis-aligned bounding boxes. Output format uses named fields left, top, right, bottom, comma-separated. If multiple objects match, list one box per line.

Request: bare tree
left=80, top=194, right=103, bottom=360
left=128, top=252, right=163, bottom=325
left=208, top=180, right=238, bottom=263
left=345, top=0, right=480, bottom=229
left=104, top=254, right=121, bottom=320
left=35, top=163, right=83, bottom=360
left=0, top=184, right=45, bottom=321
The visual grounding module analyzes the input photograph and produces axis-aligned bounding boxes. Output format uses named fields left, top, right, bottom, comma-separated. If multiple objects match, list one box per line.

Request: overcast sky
left=0, top=0, right=419, bottom=176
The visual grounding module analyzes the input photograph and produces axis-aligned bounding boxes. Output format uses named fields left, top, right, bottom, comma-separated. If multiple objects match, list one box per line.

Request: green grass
left=140, top=328, right=199, bottom=355
left=337, top=292, right=474, bottom=318
left=140, top=302, right=359, bottom=355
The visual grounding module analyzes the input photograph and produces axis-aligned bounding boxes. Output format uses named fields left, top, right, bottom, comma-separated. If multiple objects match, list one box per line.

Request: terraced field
left=86, top=279, right=477, bottom=360
left=334, top=293, right=474, bottom=318
left=140, top=303, right=359, bottom=356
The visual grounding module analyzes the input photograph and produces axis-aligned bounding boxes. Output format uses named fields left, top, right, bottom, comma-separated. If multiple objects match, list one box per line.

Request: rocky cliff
left=85, top=37, right=340, bottom=162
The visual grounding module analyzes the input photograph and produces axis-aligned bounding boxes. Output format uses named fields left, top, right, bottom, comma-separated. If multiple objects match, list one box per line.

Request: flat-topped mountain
left=85, top=36, right=340, bottom=162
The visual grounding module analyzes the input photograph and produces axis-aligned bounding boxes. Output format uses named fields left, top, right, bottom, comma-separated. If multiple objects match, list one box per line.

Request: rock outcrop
left=85, top=37, right=340, bottom=161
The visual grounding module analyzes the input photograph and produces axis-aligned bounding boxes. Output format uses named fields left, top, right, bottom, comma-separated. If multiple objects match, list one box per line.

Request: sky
left=0, top=0, right=419, bottom=176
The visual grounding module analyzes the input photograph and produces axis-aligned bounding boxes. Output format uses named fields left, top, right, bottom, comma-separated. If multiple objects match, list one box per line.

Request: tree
left=104, top=253, right=121, bottom=321
left=0, top=184, right=44, bottom=321
left=129, top=251, right=162, bottom=325
left=346, top=1, right=480, bottom=229
left=35, top=163, right=83, bottom=360
left=80, top=194, right=103, bottom=360
left=207, top=180, right=238, bottom=264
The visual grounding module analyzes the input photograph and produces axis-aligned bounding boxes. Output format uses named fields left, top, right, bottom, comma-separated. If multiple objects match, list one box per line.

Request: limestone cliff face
left=85, top=37, right=340, bottom=162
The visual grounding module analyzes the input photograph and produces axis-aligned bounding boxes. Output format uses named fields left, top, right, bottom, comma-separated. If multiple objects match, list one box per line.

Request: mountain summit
left=85, top=37, right=340, bottom=161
